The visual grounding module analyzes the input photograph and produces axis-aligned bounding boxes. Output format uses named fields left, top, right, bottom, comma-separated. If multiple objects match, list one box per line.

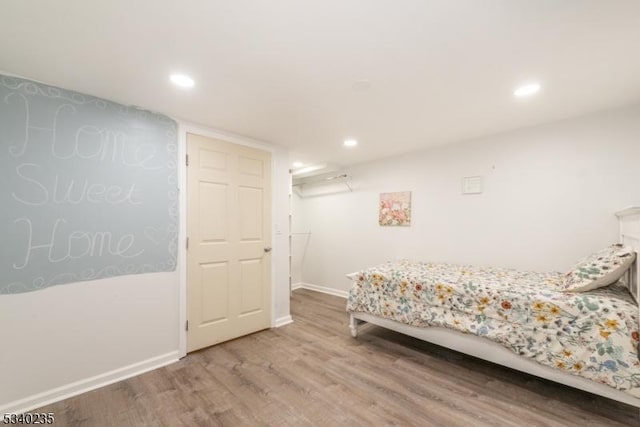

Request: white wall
left=0, top=122, right=291, bottom=413
left=290, top=192, right=310, bottom=285
left=272, top=148, right=292, bottom=326
left=293, top=104, right=640, bottom=293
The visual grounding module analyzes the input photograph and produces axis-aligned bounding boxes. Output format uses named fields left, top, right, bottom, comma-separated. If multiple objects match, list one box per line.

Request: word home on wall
left=0, top=74, right=179, bottom=294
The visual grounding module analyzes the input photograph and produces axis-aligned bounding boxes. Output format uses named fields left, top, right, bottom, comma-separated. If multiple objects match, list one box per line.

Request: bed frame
left=348, top=207, right=640, bottom=408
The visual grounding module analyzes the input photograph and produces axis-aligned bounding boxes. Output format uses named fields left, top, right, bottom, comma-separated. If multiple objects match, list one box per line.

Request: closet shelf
left=292, top=172, right=352, bottom=198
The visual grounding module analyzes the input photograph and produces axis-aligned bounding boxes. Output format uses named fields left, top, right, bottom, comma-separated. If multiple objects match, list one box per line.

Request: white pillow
left=561, top=244, right=636, bottom=292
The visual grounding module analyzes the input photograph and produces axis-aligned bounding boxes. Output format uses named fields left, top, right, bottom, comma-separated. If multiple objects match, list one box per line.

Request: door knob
left=264, top=247, right=272, bottom=253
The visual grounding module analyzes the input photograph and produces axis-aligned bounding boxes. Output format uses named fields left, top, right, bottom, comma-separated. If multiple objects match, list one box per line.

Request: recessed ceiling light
left=292, top=161, right=304, bottom=168
left=170, top=74, right=195, bottom=88
left=514, top=83, right=541, bottom=97
left=343, top=139, right=358, bottom=147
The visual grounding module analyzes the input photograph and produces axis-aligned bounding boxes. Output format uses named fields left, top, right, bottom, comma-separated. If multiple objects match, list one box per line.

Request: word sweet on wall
left=0, top=75, right=178, bottom=294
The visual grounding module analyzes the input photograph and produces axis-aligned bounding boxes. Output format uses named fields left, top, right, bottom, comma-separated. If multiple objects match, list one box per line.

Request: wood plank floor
left=38, top=289, right=639, bottom=426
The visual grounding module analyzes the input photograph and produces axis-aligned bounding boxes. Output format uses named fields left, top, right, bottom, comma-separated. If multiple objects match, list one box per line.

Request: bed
left=346, top=207, right=640, bottom=407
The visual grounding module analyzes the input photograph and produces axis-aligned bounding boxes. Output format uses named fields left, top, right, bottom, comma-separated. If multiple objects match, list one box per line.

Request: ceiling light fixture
left=514, top=83, right=541, bottom=97
left=343, top=139, right=358, bottom=147
left=292, top=161, right=304, bottom=168
left=170, top=74, right=195, bottom=88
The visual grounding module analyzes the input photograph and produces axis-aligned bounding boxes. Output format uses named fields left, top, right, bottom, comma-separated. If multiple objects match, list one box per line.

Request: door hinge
left=186, top=320, right=189, bottom=331
left=186, top=237, right=189, bottom=250
left=186, top=154, right=189, bottom=166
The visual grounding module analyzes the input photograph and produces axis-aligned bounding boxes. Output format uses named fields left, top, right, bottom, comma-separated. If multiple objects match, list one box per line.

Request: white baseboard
left=1, top=351, right=181, bottom=414
left=274, top=315, right=294, bottom=328
left=292, top=282, right=348, bottom=299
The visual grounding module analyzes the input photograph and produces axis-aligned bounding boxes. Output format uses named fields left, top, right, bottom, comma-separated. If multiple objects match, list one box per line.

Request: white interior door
left=187, top=133, right=272, bottom=352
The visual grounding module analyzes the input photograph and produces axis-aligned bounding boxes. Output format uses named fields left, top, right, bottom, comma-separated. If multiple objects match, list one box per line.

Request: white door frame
left=177, top=122, right=282, bottom=358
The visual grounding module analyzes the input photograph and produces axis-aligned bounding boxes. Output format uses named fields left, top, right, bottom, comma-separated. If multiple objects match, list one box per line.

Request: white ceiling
left=2, top=1, right=640, bottom=168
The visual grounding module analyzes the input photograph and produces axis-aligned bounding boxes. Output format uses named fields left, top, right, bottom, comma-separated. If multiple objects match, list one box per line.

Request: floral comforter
left=346, top=260, right=640, bottom=397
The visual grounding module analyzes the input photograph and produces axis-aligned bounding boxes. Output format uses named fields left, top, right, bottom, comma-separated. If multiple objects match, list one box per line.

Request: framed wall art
left=379, top=191, right=411, bottom=226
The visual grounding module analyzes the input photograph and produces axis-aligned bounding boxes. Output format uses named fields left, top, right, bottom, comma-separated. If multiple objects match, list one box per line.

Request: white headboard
left=616, top=207, right=640, bottom=303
